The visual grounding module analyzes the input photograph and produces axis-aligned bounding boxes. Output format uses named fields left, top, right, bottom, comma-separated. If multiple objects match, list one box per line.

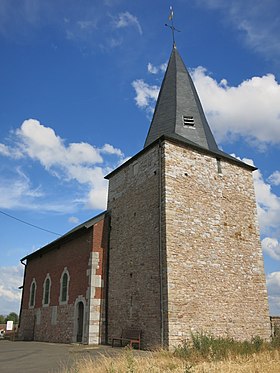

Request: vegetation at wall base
left=62, top=333, right=280, bottom=373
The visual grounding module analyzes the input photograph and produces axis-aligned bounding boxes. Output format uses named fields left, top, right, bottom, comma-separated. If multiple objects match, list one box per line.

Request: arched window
left=43, top=274, right=51, bottom=306
left=59, top=268, right=70, bottom=305
left=29, top=279, right=36, bottom=308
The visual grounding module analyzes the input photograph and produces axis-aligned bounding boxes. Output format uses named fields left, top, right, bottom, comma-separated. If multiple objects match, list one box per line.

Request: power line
left=0, top=210, right=61, bottom=236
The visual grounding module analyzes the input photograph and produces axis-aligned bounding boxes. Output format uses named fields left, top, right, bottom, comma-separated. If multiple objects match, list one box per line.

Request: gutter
left=18, top=259, right=27, bottom=328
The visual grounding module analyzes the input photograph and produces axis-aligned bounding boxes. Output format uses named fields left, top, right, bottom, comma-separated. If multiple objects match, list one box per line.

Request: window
left=59, top=268, right=70, bottom=305
left=61, top=273, right=68, bottom=301
left=29, top=279, right=36, bottom=308
left=183, top=115, right=195, bottom=127
left=43, top=274, right=51, bottom=306
left=217, top=158, right=222, bottom=174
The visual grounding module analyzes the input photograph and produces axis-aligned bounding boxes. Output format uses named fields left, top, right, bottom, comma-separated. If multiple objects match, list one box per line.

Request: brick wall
left=19, top=215, right=109, bottom=344
left=163, top=140, right=271, bottom=345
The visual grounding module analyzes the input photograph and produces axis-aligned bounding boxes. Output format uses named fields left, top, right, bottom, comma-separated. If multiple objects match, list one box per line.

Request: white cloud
left=16, top=119, right=103, bottom=168
left=147, top=62, right=167, bottom=74
left=0, top=265, right=23, bottom=315
left=191, top=67, right=280, bottom=148
left=252, top=168, right=280, bottom=236
left=132, top=79, right=159, bottom=115
left=101, top=143, right=123, bottom=157
left=194, top=0, right=280, bottom=60
left=114, top=11, right=142, bottom=35
left=262, top=237, right=280, bottom=261
left=0, top=143, right=22, bottom=159
left=266, top=272, right=280, bottom=315
left=68, top=216, right=80, bottom=224
left=268, top=171, right=280, bottom=186
left=1, top=119, right=125, bottom=211
left=0, top=168, right=43, bottom=209
left=132, top=67, right=280, bottom=148
left=229, top=157, right=280, bottom=239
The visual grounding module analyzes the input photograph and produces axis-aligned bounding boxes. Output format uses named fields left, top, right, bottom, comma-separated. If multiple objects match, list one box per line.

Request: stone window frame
left=59, top=267, right=70, bottom=305
left=29, top=278, right=37, bottom=309
left=42, top=273, right=51, bottom=307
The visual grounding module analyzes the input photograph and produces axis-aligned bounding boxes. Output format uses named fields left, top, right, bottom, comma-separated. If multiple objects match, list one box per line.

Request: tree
left=0, top=315, right=5, bottom=324
left=5, top=312, right=19, bottom=324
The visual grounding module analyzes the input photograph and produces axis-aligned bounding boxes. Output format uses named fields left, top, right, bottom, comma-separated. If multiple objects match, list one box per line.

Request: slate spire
left=144, top=46, right=219, bottom=152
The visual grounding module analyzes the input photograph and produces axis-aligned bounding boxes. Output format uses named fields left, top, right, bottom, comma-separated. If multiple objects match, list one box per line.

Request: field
left=63, top=333, right=280, bottom=373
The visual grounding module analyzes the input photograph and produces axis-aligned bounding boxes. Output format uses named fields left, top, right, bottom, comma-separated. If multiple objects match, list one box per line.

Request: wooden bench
left=111, top=328, right=141, bottom=349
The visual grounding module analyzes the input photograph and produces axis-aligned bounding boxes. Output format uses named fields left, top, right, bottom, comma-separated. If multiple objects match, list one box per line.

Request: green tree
left=0, top=315, right=5, bottom=324
left=5, top=312, right=19, bottom=324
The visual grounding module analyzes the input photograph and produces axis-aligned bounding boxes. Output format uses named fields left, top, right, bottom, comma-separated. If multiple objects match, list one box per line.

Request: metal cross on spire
left=165, top=6, right=180, bottom=48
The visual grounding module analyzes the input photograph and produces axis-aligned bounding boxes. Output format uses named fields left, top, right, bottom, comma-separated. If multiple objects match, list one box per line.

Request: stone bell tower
left=105, top=45, right=271, bottom=348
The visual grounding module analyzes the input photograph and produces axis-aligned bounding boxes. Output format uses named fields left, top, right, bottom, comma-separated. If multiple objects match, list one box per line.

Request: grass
left=62, top=332, right=280, bottom=373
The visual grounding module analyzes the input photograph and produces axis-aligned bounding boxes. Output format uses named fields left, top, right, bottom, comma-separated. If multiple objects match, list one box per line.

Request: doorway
left=76, top=301, right=84, bottom=343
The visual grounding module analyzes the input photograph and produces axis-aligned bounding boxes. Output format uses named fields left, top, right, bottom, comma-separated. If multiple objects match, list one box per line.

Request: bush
left=173, top=332, right=266, bottom=362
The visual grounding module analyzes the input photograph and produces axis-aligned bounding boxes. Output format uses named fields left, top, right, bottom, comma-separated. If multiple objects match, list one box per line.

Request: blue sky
left=0, top=0, right=280, bottom=316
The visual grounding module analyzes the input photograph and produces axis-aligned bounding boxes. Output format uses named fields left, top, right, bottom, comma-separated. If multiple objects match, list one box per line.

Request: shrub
left=173, top=333, right=266, bottom=362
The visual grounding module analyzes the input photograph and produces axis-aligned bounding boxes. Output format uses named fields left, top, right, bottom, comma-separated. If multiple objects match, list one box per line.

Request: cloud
left=147, top=62, right=167, bottom=75
left=262, top=237, right=280, bottom=261
left=266, top=272, right=280, bottom=315
left=268, top=171, right=280, bottom=186
left=194, top=0, right=280, bottom=60
left=0, top=144, right=22, bottom=159
left=0, top=265, right=23, bottom=315
left=0, top=119, right=125, bottom=211
left=131, top=79, right=159, bottom=115
left=101, top=143, right=124, bottom=157
left=191, top=67, right=280, bottom=148
left=132, top=67, right=280, bottom=148
left=16, top=119, right=103, bottom=168
left=0, top=168, right=43, bottom=209
left=113, top=11, right=142, bottom=35
left=229, top=156, right=280, bottom=240
left=68, top=216, right=80, bottom=224
left=252, top=168, right=280, bottom=236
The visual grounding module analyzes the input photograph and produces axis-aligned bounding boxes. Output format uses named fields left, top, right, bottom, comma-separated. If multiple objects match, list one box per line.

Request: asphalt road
left=0, top=340, right=130, bottom=373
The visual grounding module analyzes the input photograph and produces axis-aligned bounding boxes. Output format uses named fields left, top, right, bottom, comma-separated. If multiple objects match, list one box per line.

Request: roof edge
left=21, top=211, right=107, bottom=262
left=105, top=135, right=256, bottom=180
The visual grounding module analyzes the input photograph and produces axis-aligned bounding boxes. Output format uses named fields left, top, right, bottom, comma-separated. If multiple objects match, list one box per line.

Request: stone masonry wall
left=88, top=216, right=109, bottom=344
left=163, top=140, right=271, bottom=346
left=107, top=145, right=163, bottom=348
left=271, top=316, right=280, bottom=337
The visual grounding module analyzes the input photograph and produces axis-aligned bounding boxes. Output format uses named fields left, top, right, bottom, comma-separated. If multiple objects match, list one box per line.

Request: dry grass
left=63, top=348, right=280, bottom=373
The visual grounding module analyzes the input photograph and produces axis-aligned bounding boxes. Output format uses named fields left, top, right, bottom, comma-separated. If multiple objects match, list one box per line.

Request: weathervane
left=165, top=6, right=180, bottom=47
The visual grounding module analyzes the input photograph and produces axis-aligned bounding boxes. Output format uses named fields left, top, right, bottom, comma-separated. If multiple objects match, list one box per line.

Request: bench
left=111, top=328, right=141, bottom=349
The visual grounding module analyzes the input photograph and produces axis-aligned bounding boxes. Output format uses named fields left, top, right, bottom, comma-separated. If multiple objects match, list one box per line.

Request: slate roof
left=143, top=45, right=255, bottom=170
left=144, top=46, right=219, bottom=151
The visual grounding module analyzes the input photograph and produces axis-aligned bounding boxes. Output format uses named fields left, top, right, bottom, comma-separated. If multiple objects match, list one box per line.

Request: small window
left=61, top=273, right=68, bottom=302
left=217, top=158, right=222, bottom=174
left=43, top=275, right=51, bottom=306
left=183, top=115, right=195, bottom=126
left=59, top=268, right=70, bottom=305
left=29, top=279, right=36, bottom=308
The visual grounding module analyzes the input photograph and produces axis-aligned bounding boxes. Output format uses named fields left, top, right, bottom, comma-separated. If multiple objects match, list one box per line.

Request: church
left=18, top=44, right=271, bottom=348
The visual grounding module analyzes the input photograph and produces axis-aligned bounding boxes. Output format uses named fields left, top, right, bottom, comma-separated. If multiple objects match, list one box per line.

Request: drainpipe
left=18, top=259, right=27, bottom=328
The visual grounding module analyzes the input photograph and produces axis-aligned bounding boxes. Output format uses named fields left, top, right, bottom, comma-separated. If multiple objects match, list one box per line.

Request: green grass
left=173, top=331, right=279, bottom=362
